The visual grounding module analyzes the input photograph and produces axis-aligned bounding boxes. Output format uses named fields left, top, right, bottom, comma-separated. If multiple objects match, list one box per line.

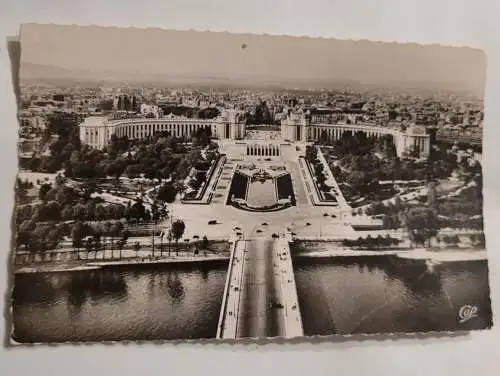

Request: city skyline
left=20, top=24, right=486, bottom=96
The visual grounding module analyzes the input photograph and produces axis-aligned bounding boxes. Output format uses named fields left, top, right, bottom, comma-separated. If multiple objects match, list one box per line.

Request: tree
left=71, top=221, right=85, bottom=260
left=470, top=232, right=485, bottom=248
left=405, top=207, right=439, bottom=248
left=96, top=205, right=107, bottom=221
left=39, top=183, right=52, bottom=201
left=201, top=235, right=209, bottom=256
left=127, top=199, right=147, bottom=222
left=61, top=205, right=74, bottom=220
left=16, top=205, right=33, bottom=225
left=427, top=181, right=439, bottom=210
left=157, top=183, right=177, bottom=203
left=448, top=234, right=460, bottom=246
left=116, top=230, right=130, bottom=259
left=31, top=224, right=50, bottom=258
left=175, top=159, right=189, bottom=180
left=109, top=221, right=124, bottom=257
left=346, top=171, right=368, bottom=191
left=84, top=201, right=97, bottom=221
left=73, top=203, right=86, bottom=221
left=305, top=146, right=318, bottom=162
left=171, top=219, right=186, bottom=256
left=44, top=201, right=62, bottom=221
left=55, top=173, right=66, bottom=187
left=133, top=241, right=141, bottom=259
left=17, top=219, right=36, bottom=251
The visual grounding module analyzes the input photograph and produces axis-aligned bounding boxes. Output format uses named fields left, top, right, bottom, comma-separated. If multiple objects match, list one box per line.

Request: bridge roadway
left=217, top=237, right=303, bottom=339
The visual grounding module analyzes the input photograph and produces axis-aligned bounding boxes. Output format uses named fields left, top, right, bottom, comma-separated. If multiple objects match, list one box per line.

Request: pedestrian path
left=217, top=240, right=246, bottom=339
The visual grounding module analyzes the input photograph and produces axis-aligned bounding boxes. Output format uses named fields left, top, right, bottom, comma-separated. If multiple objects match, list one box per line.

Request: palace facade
left=79, top=109, right=430, bottom=158
left=79, top=110, right=246, bottom=148
left=280, top=111, right=430, bottom=158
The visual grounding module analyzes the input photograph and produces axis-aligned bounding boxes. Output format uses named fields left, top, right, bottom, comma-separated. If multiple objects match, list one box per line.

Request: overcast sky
left=20, top=23, right=487, bottom=95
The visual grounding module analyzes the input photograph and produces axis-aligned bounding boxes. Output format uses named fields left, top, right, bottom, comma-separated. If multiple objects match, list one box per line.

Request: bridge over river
left=216, top=237, right=304, bottom=339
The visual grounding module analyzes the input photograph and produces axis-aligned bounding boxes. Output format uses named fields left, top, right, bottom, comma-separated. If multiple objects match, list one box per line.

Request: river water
left=12, top=256, right=492, bottom=342
left=12, top=263, right=227, bottom=343
left=294, top=256, right=493, bottom=335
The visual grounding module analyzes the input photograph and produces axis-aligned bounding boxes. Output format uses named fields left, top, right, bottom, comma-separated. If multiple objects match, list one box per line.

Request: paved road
left=236, top=239, right=283, bottom=338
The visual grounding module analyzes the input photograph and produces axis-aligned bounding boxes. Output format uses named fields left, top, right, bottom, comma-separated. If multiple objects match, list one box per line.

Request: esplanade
left=79, top=109, right=430, bottom=158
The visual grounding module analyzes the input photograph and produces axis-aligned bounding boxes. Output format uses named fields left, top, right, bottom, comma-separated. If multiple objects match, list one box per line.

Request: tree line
left=342, top=235, right=401, bottom=249
left=22, top=115, right=218, bottom=187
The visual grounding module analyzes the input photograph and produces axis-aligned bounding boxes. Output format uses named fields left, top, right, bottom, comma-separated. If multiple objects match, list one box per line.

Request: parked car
left=272, top=233, right=279, bottom=238
left=262, top=222, right=268, bottom=226
left=256, top=229, right=262, bottom=233
left=306, top=222, right=311, bottom=226
left=208, top=220, right=217, bottom=225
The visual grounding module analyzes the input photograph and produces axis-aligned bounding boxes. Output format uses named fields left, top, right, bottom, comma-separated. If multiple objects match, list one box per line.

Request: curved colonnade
left=281, top=118, right=431, bottom=157
left=79, top=114, right=430, bottom=158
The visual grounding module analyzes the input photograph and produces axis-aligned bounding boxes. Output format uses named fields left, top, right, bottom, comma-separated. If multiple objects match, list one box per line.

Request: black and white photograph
left=10, top=23, right=493, bottom=343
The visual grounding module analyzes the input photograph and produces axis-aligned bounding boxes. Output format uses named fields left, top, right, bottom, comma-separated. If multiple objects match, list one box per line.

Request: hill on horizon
left=19, top=62, right=483, bottom=97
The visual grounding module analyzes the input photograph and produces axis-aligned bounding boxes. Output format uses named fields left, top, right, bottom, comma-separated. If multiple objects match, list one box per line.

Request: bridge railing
left=216, top=239, right=239, bottom=339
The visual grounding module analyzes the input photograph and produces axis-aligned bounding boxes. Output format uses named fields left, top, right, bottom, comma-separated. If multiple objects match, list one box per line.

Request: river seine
left=12, top=264, right=228, bottom=343
left=294, top=256, right=492, bottom=335
left=12, top=256, right=492, bottom=342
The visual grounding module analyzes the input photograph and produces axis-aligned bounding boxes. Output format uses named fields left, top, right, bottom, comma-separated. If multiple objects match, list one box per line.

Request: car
left=331, top=214, right=337, bottom=218
left=233, top=226, right=241, bottom=230
left=269, top=299, right=284, bottom=309
left=208, top=220, right=217, bottom=225
left=262, top=222, right=268, bottom=226
left=306, top=222, right=311, bottom=226
left=256, top=229, right=262, bottom=233
left=271, top=233, right=279, bottom=238
left=323, top=213, right=329, bottom=217
left=236, top=232, right=242, bottom=236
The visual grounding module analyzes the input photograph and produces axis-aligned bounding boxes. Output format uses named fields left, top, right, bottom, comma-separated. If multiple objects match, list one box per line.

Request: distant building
left=113, top=94, right=139, bottom=112
left=140, top=104, right=162, bottom=118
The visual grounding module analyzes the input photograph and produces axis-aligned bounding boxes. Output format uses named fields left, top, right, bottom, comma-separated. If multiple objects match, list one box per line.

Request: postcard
left=9, top=23, right=493, bottom=343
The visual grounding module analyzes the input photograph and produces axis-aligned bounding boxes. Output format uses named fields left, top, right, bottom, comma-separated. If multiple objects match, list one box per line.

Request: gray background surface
left=0, top=1, right=498, bottom=375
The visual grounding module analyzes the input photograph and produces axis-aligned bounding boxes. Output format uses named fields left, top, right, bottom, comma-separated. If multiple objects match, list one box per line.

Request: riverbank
left=15, top=263, right=102, bottom=274
left=293, top=247, right=487, bottom=262
left=14, top=254, right=231, bottom=274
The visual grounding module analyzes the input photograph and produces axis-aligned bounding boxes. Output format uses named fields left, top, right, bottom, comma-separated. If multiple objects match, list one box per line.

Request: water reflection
left=13, top=264, right=227, bottom=343
left=294, top=256, right=492, bottom=335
